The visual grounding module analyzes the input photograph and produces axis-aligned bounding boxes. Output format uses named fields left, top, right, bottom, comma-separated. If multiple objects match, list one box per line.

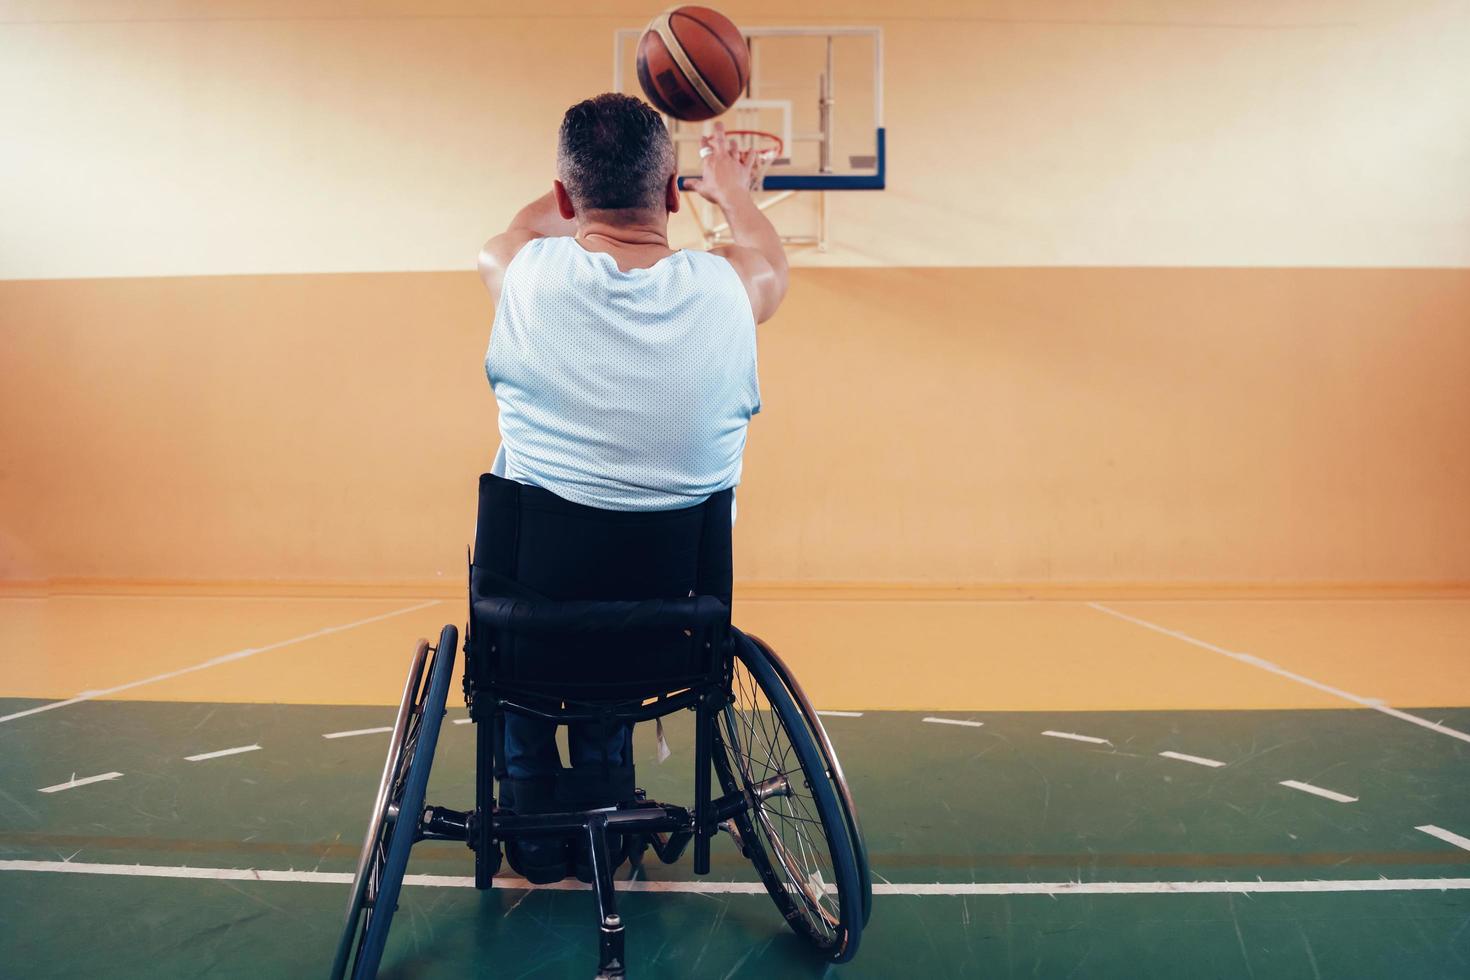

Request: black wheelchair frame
left=331, top=479, right=871, bottom=978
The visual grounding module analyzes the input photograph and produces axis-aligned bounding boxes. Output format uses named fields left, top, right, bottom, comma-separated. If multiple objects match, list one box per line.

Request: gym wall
left=2, top=0, right=1467, bottom=591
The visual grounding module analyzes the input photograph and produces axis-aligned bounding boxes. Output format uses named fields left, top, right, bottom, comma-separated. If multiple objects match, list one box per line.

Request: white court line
left=1042, top=730, right=1110, bottom=745
left=818, top=710, right=864, bottom=718
left=869, top=879, right=1470, bottom=896
left=37, top=772, right=123, bottom=794
left=1159, top=750, right=1226, bottom=768
left=0, top=600, right=442, bottom=725
left=2, top=860, right=1468, bottom=897
left=453, top=718, right=473, bottom=725
left=1416, top=825, right=1470, bottom=852
left=322, top=727, right=393, bottom=740
left=184, top=744, right=261, bottom=762
left=922, top=717, right=984, bottom=728
left=1279, top=780, right=1358, bottom=804
left=1087, top=602, right=1470, bottom=745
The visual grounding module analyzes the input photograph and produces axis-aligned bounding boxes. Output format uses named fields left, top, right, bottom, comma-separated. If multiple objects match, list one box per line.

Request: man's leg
left=500, top=713, right=568, bottom=883
left=567, top=720, right=633, bottom=882
left=502, top=714, right=561, bottom=782
left=567, top=720, right=631, bottom=770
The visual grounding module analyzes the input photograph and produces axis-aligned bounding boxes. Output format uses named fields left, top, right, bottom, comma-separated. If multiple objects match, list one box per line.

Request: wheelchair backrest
left=469, top=473, right=732, bottom=702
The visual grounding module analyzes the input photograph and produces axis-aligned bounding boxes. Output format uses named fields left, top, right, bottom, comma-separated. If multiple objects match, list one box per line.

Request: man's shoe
left=506, top=837, right=570, bottom=885
left=573, top=831, right=628, bottom=884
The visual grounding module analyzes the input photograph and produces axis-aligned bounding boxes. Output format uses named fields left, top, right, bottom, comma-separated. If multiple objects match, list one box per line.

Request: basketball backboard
left=614, top=25, right=885, bottom=249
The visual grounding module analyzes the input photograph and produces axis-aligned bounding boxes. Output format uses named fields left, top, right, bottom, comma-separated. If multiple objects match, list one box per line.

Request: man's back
left=487, top=236, right=760, bottom=511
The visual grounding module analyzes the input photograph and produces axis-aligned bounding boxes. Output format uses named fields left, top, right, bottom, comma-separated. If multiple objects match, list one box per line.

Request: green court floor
left=2, top=699, right=1468, bottom=977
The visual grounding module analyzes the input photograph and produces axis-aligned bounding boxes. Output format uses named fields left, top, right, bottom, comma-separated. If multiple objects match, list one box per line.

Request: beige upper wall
left=3, top=0, right=1467, bottom=278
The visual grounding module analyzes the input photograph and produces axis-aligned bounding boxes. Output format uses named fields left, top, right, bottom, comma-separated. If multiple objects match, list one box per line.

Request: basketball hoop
left=723, top=129, right=783, bottom=191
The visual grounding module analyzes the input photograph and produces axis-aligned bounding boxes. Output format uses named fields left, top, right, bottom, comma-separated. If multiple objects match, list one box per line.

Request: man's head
left=555, top=93, right=677, bottom=224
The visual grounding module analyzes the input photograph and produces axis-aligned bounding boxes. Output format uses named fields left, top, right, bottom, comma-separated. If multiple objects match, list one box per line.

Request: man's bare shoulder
left=708, top=244, right=784, bottom=324
left=708, top=242, right=770, bottom=275
left=477, top=230, right=543, bottom=299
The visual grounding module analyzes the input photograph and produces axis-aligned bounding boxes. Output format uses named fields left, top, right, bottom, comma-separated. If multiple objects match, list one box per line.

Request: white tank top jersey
left=486, top=236, right=761, bottom=513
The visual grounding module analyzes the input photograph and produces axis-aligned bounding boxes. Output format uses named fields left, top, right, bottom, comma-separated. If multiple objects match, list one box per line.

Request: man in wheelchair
left=333, top=94, right=867, bottom=979
left=473, top=92, right=783, bottom=886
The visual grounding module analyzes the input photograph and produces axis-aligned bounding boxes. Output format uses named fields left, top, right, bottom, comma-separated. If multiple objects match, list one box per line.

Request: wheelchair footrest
left=501, top=765, right=636, bottom=814
left=494, top=802, right=691, bottom=838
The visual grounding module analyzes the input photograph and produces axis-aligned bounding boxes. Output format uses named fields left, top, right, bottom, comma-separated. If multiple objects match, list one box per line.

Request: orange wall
left=3, top=268, right=1468, bottom=589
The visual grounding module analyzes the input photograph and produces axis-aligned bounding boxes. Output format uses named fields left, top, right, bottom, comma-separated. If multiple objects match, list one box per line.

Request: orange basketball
left=636, top=6, right=749, bottom=122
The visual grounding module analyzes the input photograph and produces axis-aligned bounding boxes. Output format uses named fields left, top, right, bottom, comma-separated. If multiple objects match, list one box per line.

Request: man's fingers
left=710, top=121, right=733, bottom=157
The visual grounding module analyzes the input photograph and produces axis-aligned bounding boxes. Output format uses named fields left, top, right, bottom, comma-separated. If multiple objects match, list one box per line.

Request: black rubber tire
left=744, top=632, right=873, bottom=928
left=332, top=624, right=457, bottom=980
left=711, top=629, right=863, bottom=962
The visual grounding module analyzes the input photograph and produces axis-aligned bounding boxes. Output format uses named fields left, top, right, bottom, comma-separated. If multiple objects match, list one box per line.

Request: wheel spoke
left=720, top=654, right=846, bottom=944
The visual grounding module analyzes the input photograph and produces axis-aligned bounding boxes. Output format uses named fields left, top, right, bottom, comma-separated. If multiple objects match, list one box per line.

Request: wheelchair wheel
left=712, top=631, right=864, bottom=962
left=742, top=632, right=872, bottom=929
left=331, top=624, right=458, bottom=980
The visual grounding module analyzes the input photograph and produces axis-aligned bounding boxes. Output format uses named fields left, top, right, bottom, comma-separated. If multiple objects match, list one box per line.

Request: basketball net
left=723, top=129, right=783, bottom=191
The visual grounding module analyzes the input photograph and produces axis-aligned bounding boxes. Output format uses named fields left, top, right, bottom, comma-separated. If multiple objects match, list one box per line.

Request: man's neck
left=576, top=212, right=670, bottom=250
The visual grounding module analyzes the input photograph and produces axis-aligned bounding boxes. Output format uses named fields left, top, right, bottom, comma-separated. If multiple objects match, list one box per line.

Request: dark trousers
left=503, top=714, right=631, bottom=780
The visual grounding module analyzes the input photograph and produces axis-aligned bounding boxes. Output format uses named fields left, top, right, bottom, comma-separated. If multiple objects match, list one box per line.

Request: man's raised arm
left=476, top=190, right=578, bottom=300
left=684, top=123, right=790, bottom=324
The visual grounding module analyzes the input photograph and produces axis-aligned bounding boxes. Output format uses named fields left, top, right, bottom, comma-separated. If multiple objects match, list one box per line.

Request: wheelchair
left=331, top=475, right=871, bottom=978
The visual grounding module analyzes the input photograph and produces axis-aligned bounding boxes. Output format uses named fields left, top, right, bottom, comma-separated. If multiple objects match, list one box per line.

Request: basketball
left=636, top=6, right=749, bottom=121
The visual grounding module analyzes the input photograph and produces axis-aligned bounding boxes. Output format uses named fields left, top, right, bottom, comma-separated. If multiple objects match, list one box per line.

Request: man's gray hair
left=557, top=93, right=675, bottom=213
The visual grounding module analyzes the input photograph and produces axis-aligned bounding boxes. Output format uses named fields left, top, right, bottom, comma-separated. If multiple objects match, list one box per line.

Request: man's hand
left=685, top=122, right=789, bottom=325
left=683, top=122, right=757, bottom=210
